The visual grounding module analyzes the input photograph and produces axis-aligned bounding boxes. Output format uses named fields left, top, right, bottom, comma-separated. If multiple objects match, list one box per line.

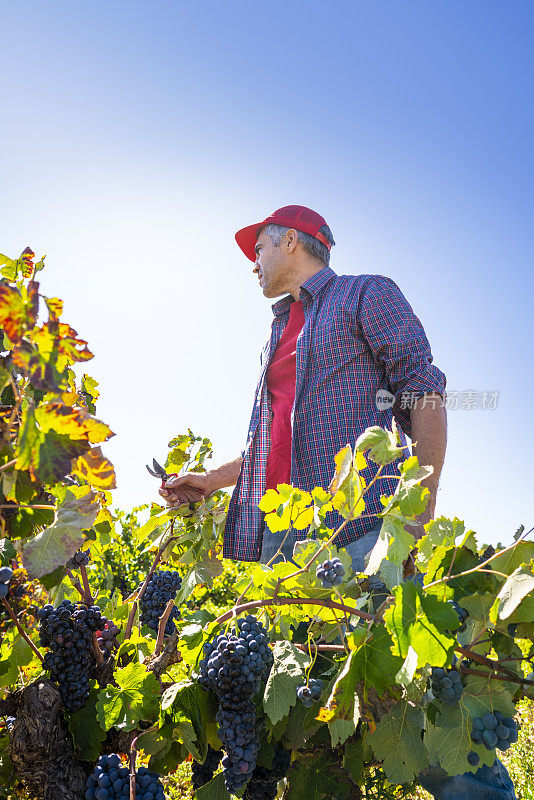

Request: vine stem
left=65, top=567, right=85, bottom=599
left=129, top=731, right=138, bottom=800
left=124, top=520, right=177, bottom=641
left=425, top=524, right=534, bottom=589
left=1, top=599, right=43, bottom=662
left=0, top=504, right=55, bottom=510
left=455, top=645, right=521, bottom=681
left=0, top=458, right=16, bottom=473
left=154, top=600, right=175, bottom=657
left=79, top=563, right=94, bottom=605
left=215, top=596, right=374, bottom=626
left=459, top=664, right=534, bottom=686
left=294, top=643, right=346, bottom=653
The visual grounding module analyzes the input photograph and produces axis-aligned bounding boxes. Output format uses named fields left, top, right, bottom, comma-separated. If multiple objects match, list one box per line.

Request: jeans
left=258, top=522, right=517, bottom=800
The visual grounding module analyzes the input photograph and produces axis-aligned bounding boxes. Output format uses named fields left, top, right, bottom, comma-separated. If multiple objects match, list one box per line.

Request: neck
left=287, top=262, right=325, bottom=301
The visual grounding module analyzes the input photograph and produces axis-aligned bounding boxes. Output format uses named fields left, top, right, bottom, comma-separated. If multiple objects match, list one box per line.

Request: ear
left=285, top=228, right=298, bottom=254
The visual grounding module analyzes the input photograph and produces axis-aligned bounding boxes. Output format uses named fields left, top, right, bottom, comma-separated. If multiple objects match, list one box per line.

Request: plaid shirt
left=223, top=267, right=446, bottom=562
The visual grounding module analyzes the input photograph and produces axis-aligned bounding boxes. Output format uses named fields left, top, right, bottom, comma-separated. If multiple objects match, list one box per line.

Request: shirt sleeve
left=356, top=275, right=447, bottom=438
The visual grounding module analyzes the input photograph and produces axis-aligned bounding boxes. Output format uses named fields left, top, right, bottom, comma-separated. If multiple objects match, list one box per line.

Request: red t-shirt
left=265, top=300, right=305, bottom=490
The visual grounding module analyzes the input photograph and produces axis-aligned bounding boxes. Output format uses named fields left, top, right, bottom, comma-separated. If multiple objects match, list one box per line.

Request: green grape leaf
left=424, top=673, right=516, bottom=775
left=319, top=651, right=360, bottom=746
left=68, top=688, right=106, bottom=761
left=355, top=425, right=403, bottom=465
left=0, top=538, right=16, bottom=566
left=286, top=752, right=350, bottom=800
left=195, top=772, right=231, bottom=800
left=263, top=640, right=310, bottom=726
left=96, top=663, right=159, bottom=732
left=384, top=582, right=457, bottom=667
left=490, top=566, right=534, bottom=622
left=22, top=492, right=100, bottom=579
left=490, top=541, right=534, bottom=576
left=343, top=737, right=364, bottom=784
left=368, top=701, right=428, bottom=784
left=161, top=679, right=218, bottom=762
left=350, top=624, right=404, bottom=695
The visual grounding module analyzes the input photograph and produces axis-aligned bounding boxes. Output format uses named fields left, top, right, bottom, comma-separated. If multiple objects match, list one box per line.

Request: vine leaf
left=384, top=582, right=457, bottom=667
left=68, top=688, right=106, bottom=761
left=490, top=566, right=534, bottom=622
left=263, top=640, right=310, bottom=726
left=368, top=701, right=428, bottom=784
left=286, top=752, right=350, bottom=799
left=318, top=650, right=360, bottom=746
left=96, top=662, right=159, bottom=732
left=195, top=772, right=231, bottom=800
left=22, top=492, right=100, bottom=579
left=355, top=425, right=402, bottom=465
left=161, top=680, right=219, bottom=761
left=424, top=673, right=516, bottom=776
left=73, top=446, right=116, bottom=490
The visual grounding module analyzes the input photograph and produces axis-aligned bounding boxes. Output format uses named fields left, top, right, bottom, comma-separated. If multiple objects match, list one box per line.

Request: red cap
left=235, top=205, right=332, bottom=263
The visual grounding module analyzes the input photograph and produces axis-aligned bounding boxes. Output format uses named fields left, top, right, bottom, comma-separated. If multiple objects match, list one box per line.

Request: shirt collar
left=271, top=266, right=337, bottom=317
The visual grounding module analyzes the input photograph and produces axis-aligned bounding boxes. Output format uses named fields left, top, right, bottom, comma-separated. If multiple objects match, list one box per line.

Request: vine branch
left=2, top=599, right=43, bottom=662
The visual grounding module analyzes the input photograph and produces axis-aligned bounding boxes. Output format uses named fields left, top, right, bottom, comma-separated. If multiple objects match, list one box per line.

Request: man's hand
left=159, top=472, right=215, bottom=508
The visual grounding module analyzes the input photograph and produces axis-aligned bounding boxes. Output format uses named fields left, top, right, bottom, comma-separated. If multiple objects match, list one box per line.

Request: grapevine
left=0, top=246, right=532, bottom=800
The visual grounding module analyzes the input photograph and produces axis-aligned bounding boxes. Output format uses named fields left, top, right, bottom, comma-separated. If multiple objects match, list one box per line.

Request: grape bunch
left=139, top=570, right=182, bottom=634
left=38, top=600, right=113, bottom=712
left=67, top=550, right=90, bottom=570
left=96, top=621, right=121, bottom=659
left=191, top=746, right=222, bottom=790
left=0, top=566, right=13, bottom=600
left=431, top=665, right=463, bottom=705
left=243, top=743, right=291, bottom=800
left=449, top=600, right=469, bottom=632
left=296, top=678, right=324, bottom=708
left=470, top=712, right=519, bottom=752
left=199, top=615, right=274, bottom=793
left=85, top=754, right=165, bottom=799
left=316, top=558, right=344, bottom=589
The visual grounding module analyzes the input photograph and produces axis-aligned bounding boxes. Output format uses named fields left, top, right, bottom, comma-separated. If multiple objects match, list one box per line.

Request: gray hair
left=262, top=222, right=335, bottom=267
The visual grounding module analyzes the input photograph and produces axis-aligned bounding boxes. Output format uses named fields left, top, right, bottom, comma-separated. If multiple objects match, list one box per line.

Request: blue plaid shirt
left=223, top=267, right=446, bottom=562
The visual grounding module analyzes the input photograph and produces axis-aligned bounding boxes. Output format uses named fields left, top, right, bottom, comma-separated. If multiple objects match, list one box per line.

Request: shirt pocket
left=311, top=316, right=369, bottom=381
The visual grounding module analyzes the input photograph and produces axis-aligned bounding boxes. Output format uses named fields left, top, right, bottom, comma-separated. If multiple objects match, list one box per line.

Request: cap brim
left=235, top=221, right=263, bottom=263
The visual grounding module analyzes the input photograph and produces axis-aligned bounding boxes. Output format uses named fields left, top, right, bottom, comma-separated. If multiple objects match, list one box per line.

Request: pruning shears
left=146, top=458, right=178, bottom=491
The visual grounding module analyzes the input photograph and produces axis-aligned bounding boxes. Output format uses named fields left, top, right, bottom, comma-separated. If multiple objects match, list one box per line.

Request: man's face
left=252, top=228, right=290, bottom=298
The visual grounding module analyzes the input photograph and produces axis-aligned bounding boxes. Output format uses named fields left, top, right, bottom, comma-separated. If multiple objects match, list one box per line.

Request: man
left=161, top=205, right=515, bottom=800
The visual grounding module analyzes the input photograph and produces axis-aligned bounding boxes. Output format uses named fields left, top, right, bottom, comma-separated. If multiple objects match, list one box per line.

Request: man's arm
left=409, top=392, right=447, bottom=536
left=160, top=455, right=243, bottom=506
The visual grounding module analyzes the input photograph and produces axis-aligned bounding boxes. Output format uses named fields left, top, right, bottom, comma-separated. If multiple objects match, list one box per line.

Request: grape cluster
left=85, top=754, right=165, bottom=800
left=470, top=712, right=519, bottom=752
left=96, top=622, right=121, bottom=659
left=449, top=600, right=469, bottom=632
left=431, top=666, right=463, bottom=705
left=296, top=678, right=324, bottom=708
left=67, top=550, right=90, bottom=570
left=0, top=566, right=13, bottom=600
left=191, top=746, right=222, bottom=790
left=316, top=558, right=344, bottom=589
left=139, top=570, right=182, bottom=634
left=38, top=600, right=112, bottom=712
left=199, top=615, right=274, bottom=793
left=243, top=743, right=291, bottom=800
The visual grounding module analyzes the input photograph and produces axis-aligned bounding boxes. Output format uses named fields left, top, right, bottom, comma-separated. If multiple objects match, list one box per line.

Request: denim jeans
left=258, top=522, right=516, bottom=800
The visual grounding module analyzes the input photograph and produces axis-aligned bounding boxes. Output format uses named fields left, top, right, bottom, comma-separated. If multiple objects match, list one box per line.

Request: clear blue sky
left=1, top=1, right=533, bottom=545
